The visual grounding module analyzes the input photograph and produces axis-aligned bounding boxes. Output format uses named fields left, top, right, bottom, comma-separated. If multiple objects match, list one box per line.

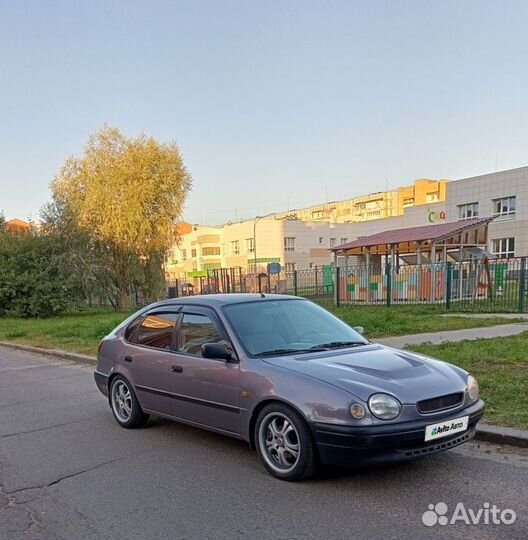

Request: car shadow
left=144, top=414, right=456, bottom=484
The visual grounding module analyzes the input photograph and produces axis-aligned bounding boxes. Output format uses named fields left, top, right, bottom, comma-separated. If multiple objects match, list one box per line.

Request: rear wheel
left=255, top=403, right=317, bottom=481
left=110, top=376, right=149, bottom=428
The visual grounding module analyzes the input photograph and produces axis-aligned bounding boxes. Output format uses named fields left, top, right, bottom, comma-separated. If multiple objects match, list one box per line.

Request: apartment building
left=165, top=167, right=527, bottom=280
left=275, top=178, right=448, bottom=223
left=165, top=203, right=447, bottom=279
left=332, top=167, right=528, bottom=260
left=165, top=218, right=362, bottom=279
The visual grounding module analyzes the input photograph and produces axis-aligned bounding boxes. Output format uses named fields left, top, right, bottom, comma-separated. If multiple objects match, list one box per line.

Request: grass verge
left=0, top=308, right=133, bottom=355
left=0, top=303, right=523, bottom=356
left=323, top=303, right=523, bottom=338
left=408, top=333, right=528, bottom=429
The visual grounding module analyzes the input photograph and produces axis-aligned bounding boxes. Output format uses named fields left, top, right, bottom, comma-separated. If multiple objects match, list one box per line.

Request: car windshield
left=223, top=299, right=368, bottom=357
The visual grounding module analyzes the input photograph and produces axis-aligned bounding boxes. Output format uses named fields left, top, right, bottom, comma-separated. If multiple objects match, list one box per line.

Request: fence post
left=293, top=270, right=298, bottom=296
left=446, top=262, right=452, bottom=309
left=519, top=257, right=527, bottom=313
left=334, top=267, right=341, bottom=307
left=386, top=262, right=392, bottom=308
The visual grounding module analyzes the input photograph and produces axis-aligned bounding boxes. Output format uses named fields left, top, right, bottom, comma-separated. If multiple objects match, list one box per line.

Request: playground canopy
left=330, top=217, right=495, bottom=263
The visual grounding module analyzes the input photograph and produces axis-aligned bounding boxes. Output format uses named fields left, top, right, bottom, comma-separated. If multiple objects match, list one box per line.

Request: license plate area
left=425, top=415, right=469, bottom=442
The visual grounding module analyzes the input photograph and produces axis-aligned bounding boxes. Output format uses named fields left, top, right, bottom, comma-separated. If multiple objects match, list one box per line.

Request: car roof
left=153, top=293, right=301, bottom=309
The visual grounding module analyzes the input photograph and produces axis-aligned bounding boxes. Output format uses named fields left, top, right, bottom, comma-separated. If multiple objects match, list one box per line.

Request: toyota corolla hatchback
left=94, top=294, right=484, bottom=481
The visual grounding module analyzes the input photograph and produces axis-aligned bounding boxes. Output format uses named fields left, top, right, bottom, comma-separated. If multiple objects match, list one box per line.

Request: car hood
left=263, top=343, right=467, bottom=403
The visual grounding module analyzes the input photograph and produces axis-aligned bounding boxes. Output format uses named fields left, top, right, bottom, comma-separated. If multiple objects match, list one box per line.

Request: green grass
left=0, top=308, right=133, bottom=355
left=0, top=303, right=522, bottom=356
left=408, top=333, right=528, bottom=429
left=322, top=303, right=523, bottom=339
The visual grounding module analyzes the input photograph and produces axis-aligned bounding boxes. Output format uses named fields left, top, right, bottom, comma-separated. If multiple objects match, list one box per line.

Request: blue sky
left=1, top=0, right=527, bottom=225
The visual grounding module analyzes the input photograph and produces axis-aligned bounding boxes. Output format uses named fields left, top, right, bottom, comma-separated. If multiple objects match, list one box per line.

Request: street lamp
left=253, top=212, right=274, bottom=272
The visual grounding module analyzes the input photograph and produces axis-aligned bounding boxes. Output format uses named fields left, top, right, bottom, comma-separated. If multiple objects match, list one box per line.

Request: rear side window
left=133, top=313, right=179, bottom=350
left=124, top=316, right=144, bottom=341
left=178, top=313, right=223, bottom=356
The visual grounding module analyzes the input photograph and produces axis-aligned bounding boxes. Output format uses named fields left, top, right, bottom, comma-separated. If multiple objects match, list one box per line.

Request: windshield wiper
left=310, top=340, right=367, bottom=350
left=254, top=347, right=327, bottom=358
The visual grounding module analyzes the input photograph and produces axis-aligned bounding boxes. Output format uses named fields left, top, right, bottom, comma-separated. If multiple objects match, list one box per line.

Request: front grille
left=417, top=392, right=464, bottom=414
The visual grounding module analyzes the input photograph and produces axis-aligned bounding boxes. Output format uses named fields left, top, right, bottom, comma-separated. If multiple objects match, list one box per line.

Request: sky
left=1, top=0, right=528, bottom=225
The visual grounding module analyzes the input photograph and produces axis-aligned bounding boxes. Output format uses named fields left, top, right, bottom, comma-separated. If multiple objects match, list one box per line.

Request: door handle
left=124, top=355, right=133, bottom=363
left=171, top=365, right=183, bottom=373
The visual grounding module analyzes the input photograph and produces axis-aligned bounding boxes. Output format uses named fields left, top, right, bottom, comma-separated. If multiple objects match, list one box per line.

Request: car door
left=169, top=306, right=240, bottom=435
left=125, top=310, right=180, bottom=415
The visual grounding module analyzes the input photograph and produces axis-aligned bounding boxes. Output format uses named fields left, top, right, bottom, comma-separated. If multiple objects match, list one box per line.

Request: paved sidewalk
left=376, top=322, right=528, bottom=348
left=440, top=312, right=528, bottom=320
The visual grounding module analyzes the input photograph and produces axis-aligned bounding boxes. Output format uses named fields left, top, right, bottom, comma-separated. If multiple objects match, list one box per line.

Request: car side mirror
left=201, top=342, right=234, bottom=361
left=353, top=326, right=365, bottom=335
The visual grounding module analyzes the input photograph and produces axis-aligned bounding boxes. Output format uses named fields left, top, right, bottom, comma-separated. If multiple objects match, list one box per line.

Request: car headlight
left=467, top=374, right=479, bottom=402
left=368, top=393, right=401, bottom=420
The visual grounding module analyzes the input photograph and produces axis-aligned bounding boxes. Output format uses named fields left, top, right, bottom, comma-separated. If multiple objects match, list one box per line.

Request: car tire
left=109, top=376, right=149, bottom=429
left=255, top=403, right=318, bottom=481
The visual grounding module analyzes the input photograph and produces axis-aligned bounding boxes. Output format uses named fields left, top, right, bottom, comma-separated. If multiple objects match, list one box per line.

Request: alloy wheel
left=258, top=412, right=301, bottom=473
left=111, top=380, right=133, bottom=423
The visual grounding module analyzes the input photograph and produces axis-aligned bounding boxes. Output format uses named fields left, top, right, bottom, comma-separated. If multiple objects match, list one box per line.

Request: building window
left=231, top=240, right=240, bottom=255
left=181, top=249, right=187, bottom=261
left=191, top=249, right=197, bottom=258
left=402, top=197, right=415, bottom=207
left=285, top=262, right=296, bottom=272
left=284, top=237, right=296, bottom=252
left=329, top=238, right=336, bottom=248
left=492, top=196, right=516, bottom=219
left=458, top=202, right=479, bottom=220
left=426, top=193, right=439, bottom=203
left=245, top=238, right=255, bottom=253
left=492, top=238, right=515, bottom=259
left=203, top=263, right=221, bottom=271
left=340, top=237, right=348, bottom=245
left=202, top=246, right=220, bottom=256
left=319, top=237, right=324, bottom=244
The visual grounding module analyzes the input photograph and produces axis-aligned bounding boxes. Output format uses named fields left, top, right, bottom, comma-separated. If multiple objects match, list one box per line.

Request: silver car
left=94, top=294, right=485, bottom=481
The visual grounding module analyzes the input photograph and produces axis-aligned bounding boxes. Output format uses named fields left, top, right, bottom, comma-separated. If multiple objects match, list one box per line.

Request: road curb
left=0, top=341, right=96, bottom=365
left=475, top=424, right=528, bottom=448
left=1, top=341, right=528, bottom=448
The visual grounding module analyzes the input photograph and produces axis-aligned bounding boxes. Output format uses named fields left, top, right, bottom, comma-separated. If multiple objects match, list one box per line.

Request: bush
left=0, top=232, right=79, bottom=318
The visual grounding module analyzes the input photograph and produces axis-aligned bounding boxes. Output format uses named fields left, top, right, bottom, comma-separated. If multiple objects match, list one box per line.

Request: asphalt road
left=1, top=349, right=527, bottom=540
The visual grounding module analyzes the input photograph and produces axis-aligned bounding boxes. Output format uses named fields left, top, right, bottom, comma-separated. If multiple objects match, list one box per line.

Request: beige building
left=165, top=202, right=448, bottom=279
left=166, top=167, right=527, bottom=281
left=165, top=218, right=360, bottom=279
left=275, top=178, right=448, bottom=223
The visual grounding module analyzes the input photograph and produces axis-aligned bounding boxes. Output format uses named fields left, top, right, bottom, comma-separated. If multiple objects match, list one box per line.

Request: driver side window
left=178, top=313, right=223, bottom=357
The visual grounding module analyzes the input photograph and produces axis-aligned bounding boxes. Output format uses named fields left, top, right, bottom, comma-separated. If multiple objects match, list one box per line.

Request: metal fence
left=166, top=257, right=528, bottom=313
left=333, top=257, right=527, bottom=312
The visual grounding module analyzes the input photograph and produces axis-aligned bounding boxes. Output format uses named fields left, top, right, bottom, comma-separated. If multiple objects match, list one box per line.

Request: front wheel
left=110, top=376, right=149, bottom=428
left=255, top=403, right=318, bottom=481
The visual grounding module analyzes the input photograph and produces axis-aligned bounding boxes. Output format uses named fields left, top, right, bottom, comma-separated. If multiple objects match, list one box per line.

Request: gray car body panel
left=95, top=294, right=480, bottom=449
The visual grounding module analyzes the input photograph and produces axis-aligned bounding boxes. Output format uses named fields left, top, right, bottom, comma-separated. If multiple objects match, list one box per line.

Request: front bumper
left=311, top=399, right=485, bottom=466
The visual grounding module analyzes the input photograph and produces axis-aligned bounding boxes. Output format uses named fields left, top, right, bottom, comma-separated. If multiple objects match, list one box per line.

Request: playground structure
left=330, top=217, right=496, bottom=304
